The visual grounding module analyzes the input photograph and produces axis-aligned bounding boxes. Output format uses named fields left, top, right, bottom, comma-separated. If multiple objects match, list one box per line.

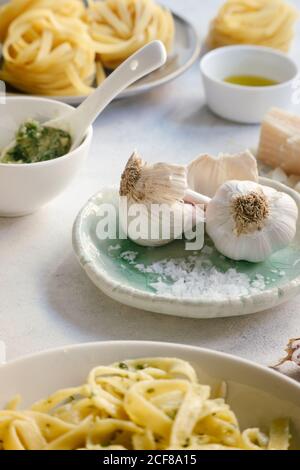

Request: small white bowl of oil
left=200, top=45, right=298, bottom=124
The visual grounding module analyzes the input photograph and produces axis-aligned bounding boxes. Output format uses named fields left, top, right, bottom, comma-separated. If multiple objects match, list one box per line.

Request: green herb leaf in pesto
left=2, top=120, right=72, bottom=164
left=118, top=362, right=129, bottom=370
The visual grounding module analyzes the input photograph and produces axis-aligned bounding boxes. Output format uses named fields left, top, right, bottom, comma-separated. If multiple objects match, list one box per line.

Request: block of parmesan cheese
left=258, top=108, right=300, bottom=175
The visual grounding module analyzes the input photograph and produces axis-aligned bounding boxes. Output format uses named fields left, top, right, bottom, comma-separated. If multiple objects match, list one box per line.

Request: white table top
left=1, top=0, right=300, bottom=365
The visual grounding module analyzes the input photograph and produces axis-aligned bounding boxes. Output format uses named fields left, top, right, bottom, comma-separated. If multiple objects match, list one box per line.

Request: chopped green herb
left=110, top=431, right=121, bottom=442
left=101, top=441, right=111, bottom=448
left=167, top=410, right=178, bottom=420
left=183, top=438, right=190, bottom=448
left=2, top=120, right=71, bottom=164
left=147, top=388, right=155, bottom=394
left=118, top=362, right=129, bottom=370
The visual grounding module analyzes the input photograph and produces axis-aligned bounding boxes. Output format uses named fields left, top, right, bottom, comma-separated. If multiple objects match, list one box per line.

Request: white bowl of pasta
left=0, top=341, right=299, bottom=450
left=0, top=97, right=92, bottom=217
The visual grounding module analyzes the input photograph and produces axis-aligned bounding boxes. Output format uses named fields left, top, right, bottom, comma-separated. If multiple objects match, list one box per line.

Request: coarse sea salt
left=108, top=244, right=121, bottom=252
left=133, top=256, right=266, bottom=299
left=120, top=251, right=138, bottom=264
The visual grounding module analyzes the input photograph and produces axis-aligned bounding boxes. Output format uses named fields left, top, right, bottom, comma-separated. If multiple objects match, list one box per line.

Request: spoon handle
left=71, top=41, right=167, bottom=150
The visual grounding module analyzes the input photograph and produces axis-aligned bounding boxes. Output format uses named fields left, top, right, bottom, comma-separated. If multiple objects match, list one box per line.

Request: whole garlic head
left=119, top=152, right=204, bottom=247
left=187, top=150, right=259, bottom=198
left=206, top=180, right=298, bottom=263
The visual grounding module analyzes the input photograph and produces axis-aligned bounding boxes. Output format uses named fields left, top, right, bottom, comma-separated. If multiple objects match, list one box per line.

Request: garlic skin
left=187, top=150, right=259, bottom=198
left=206, top=180, right=298, bottom=263
left=119, top=152, right=204, bottom=248
left=120, top=151, right=187, bottom=205
left=119, top=199, right=203, bottom=248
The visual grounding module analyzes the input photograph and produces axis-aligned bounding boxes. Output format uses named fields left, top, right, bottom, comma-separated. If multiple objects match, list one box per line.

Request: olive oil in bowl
left=224, top=75, right=279, bottom=87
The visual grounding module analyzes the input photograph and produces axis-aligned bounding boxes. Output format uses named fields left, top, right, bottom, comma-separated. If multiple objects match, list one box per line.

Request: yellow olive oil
left=224, top=75, right=279, bottom=87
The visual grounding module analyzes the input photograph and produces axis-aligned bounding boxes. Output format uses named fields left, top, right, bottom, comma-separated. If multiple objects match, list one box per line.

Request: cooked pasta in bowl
left=0, top=341, right=299, bottom=450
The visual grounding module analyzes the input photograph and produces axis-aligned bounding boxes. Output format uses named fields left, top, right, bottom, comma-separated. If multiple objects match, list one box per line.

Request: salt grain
left=120, top=251, right=138, bottom=264
left=134, top=256, right=266, bottom=299
left=108, top=244, right=121, bottom=252
left=201, top=246, right=214, bottom=255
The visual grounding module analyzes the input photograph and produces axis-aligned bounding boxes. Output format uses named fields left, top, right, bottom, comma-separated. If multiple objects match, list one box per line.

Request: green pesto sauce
left=224, top=75, right=279, bottom=87
left=2, top=120, right=72, bottom=164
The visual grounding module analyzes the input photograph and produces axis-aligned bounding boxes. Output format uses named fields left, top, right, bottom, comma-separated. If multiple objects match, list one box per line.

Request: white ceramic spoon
left=0, top=41, right=167, bottom=159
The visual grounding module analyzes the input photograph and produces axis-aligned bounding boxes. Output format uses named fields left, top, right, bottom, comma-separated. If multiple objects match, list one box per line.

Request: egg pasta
left=86, top=0, right=174, bottom=69
left=208, top=0, right=298, bottom=52
left=0, top=0, right=174, bottom=96
left=0, top=0, right=85, bottom=42
left=0, top=5, right=97, bottom=96
left=0, top=358, right=291, bottom=450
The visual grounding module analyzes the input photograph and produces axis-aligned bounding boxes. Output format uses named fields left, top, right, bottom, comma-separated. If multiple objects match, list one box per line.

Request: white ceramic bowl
left=0, top=341, right=299, bottom=448
left=200, top=45, right=298, bottom=124
left=0, top=97, right=92, bottom=217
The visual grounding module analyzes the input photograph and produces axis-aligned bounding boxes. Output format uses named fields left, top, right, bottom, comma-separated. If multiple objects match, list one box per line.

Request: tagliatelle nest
left=0, top=8, right=97, bottom=96
left=208, top=0, right=299, bottom=52
left=0, top=0, right=86, bottom=42
left=86, top=0, right=175, bottom=69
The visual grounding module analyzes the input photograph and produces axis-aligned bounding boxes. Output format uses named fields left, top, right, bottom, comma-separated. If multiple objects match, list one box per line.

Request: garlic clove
left=206, top=180, right=298, bottom=263
left=187, top=150, right=259, bottom=198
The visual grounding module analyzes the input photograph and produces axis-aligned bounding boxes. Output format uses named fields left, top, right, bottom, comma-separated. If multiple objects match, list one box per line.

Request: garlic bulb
left=206, top=180, right=298, bottom=262
left=187, top=150, right=259, bottom=198
left=119, top=152, right=204, bottom=247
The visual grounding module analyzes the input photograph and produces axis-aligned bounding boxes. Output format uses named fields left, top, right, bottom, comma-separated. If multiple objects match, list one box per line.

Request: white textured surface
left=1, top=0, right=300, bottom=364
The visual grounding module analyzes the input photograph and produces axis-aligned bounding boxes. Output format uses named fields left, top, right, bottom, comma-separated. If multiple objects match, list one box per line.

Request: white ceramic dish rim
left=3, top=13, right=201, bottom=103
left=200, top=45, right=299, bottom=91
left=1, top=340, right=300, bottom=395
left=0, top=96, right=92, bottom=168
left=72, top=178, right=300, bottom=318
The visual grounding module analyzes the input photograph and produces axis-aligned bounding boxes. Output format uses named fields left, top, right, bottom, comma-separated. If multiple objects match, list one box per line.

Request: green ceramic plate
left=72, top=178, right=300, bottom=318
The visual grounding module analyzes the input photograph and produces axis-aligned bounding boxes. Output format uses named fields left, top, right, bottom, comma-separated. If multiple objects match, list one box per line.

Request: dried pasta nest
left=0, top=0, right=86, bottom=42
left=86, top=0, right=175, bottom=69
left=208, top=0, right=299, bottom=52
left=0, top=8, right=96, bottom=96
